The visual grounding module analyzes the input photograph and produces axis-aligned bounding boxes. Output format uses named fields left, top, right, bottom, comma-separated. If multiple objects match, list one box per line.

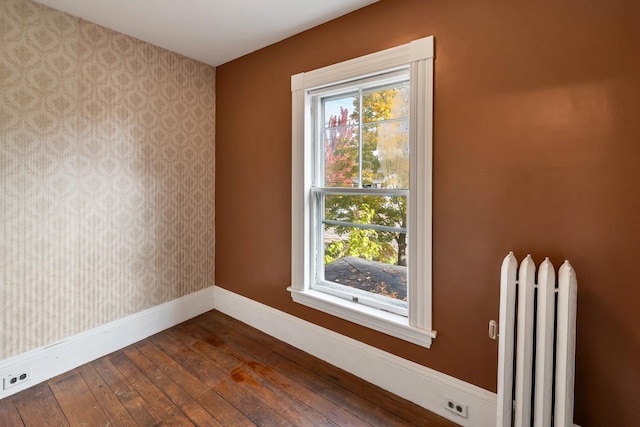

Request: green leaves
left=324, top=202, right=399, bottom=265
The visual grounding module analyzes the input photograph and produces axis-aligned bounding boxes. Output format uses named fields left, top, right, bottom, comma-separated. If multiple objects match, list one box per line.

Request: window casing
left=289, top=36, right=436, bottom=348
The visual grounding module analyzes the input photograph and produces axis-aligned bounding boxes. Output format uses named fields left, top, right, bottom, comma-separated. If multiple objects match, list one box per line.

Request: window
left=289, top=36, right=435, bottom=348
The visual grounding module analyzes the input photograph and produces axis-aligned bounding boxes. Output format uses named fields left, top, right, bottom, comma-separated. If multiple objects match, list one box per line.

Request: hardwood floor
left=0, top=311, right=458, bottom=426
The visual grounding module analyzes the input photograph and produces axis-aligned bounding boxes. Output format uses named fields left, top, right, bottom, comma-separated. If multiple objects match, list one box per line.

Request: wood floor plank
left=121, top=345, right=222, bottom=426
left=92, top=356, right=164, bottom=426
left=174, top=321, right=372, bottom=427
left=48, top=370, right=110, bottom=426
left=12, top=382, right=69, bottom=427
left=107, top=351, right=195, bottom=425
left=77, top=363, right=138, bottom=427
left=167, top=322, right=340, bottom=427
left=134, top=339, right=255, bottom=427
left=149, top=330, right=296, bottom=427
left=0, top=397, right=24, bottom=426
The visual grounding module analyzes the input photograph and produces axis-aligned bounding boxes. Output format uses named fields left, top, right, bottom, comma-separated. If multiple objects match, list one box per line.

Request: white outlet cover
left=3, top=369, right=32, bottom=390
left=444, top=397, right=468, bottom=418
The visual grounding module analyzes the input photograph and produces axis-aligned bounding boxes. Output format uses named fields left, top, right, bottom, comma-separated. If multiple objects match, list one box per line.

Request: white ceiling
left=35, top=0, right=378, bottom=67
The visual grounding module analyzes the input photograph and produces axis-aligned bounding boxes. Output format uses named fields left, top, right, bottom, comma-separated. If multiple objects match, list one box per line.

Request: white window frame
left=288, top=36, right=436, bottom=348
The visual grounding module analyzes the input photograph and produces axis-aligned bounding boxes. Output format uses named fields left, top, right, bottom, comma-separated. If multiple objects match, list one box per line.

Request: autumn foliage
left=323, top=83, right=409, bottom=267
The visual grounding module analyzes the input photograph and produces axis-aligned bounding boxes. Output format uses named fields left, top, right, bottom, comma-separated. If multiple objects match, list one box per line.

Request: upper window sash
left=313, top=72, right=410, bottom=191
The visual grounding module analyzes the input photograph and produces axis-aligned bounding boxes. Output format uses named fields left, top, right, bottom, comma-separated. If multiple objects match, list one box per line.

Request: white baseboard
left=0, top=286, right=216, bottom=400
left=213, top=286, right=497, bottom=427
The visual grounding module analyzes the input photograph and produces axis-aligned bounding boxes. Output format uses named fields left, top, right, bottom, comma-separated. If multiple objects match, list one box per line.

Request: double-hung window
left=289, top=36, right=436, bottom=348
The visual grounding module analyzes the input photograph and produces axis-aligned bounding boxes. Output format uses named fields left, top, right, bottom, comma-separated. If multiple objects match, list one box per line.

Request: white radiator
left=495, top=252, right=577, bottom=427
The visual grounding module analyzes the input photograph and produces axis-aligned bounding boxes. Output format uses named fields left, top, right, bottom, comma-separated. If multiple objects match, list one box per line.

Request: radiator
left=495, top=252, right=577, bottom=427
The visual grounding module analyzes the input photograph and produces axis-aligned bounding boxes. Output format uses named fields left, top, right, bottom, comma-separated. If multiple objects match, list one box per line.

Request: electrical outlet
left=444, top=397, right=468, bottom=418
left=3, top=369, right=32, bottom=390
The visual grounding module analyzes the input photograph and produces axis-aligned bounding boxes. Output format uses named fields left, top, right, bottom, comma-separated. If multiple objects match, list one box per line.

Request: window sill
left=287, top=287, right=436, bottom=348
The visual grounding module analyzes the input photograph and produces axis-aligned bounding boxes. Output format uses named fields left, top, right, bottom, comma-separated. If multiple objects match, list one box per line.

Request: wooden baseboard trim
left=0, top=286, right=216, bottom=400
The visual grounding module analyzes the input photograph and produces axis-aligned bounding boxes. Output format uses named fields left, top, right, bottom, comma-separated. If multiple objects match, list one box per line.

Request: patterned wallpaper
left=0, top=0, right=215, bottom=359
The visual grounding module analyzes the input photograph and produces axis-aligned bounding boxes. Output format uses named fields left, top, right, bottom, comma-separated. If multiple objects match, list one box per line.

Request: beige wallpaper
left=0, top=0, right=215, bottom=360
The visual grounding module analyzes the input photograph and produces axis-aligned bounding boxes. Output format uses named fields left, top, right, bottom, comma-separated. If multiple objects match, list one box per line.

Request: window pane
left=323, top=95, right=358, bottom=127
left=322, top=94, right=359, bottom=187
left=323, top=127, right=360, bottom=187
left=323, top=229, right=407, bottom=302
left=362, top=82, right=409, bottom=123
left=363, top=121, right=409, bottom=189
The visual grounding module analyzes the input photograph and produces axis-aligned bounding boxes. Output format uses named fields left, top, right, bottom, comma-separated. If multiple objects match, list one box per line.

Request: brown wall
left=215, top=0, right=640, bottom=425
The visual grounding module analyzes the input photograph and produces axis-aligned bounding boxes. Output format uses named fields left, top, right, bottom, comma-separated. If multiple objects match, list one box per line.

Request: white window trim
left=289, top=36, right=436, bottom=348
